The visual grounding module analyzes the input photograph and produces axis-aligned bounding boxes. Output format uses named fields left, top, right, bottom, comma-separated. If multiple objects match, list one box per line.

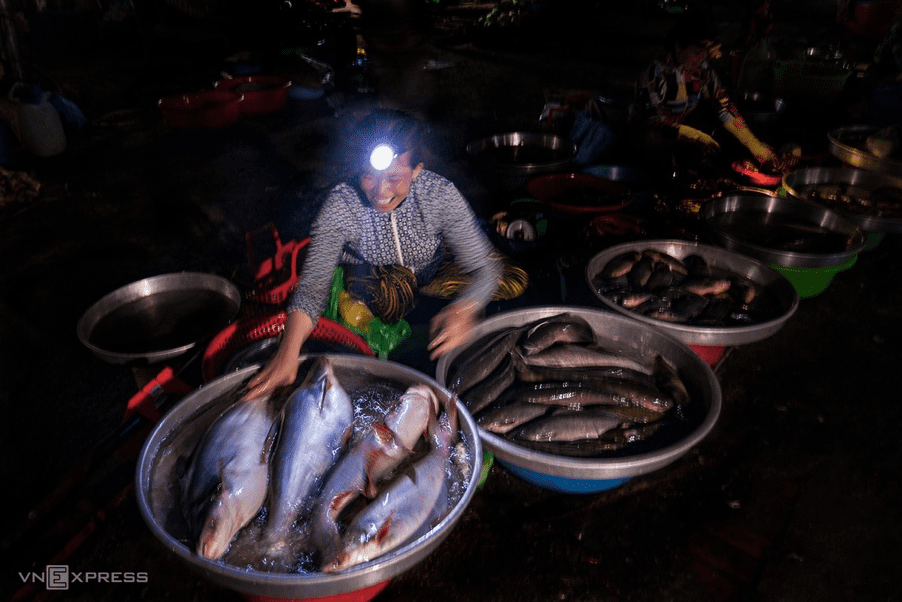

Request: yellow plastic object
left=338, top=290, right=374, bottom=331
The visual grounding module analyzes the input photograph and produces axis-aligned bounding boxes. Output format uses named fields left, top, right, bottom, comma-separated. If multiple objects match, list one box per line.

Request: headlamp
left=369, top=143, right=397, bottom=171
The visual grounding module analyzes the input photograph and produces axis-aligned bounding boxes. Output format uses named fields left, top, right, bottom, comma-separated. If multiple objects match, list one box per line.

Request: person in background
left=628, top=14, right=778, bottom=175
left=242, top=109, right=502, bottom=400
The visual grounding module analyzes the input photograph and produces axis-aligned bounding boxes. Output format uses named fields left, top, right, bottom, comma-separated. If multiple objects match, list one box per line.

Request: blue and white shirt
left=287, top=169, right=501, bottom=322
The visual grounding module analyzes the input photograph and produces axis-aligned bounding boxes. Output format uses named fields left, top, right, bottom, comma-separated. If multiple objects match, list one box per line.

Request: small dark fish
left=693, top=293, right=734, bottom=325
left=520, top=313, right=596, bottom=356
left=645, top=264, right=675, bottom=290
left=680, top=277, right=732, bottom=297
left=601, top=251, right=642, bottom=278
left=641, top=249, right=688, bottom=275
left=618, top=290, right=657, bottom=309
left=682, top=254, right=710, bottom=277
left=477, top=402, right=551, bottom=434
left=627, top=255, right=655, bottom=288
left=461, top=355, right=516, bottom=414
left=448, top=327, right=522, bottom=394
left=513, top=362, right=658, bottom=386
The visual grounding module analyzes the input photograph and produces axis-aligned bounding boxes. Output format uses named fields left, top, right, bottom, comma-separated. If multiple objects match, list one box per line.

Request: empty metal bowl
left=136, top=354, right=482, bottom=600
left=434, top=306, right=721, bottom=494
left=467, top=132, right=576, bottom=192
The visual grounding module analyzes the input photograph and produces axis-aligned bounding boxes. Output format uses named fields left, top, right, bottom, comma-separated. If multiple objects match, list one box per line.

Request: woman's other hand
left=427, top=300, right=480, bottom=360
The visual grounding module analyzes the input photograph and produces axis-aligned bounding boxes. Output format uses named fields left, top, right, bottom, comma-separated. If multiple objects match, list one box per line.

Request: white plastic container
left=9, top=83, right=66, bottom=158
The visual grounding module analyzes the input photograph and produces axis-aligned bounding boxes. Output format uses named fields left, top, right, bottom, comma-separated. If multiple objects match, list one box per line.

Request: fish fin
left=262, top=416, right=281, bottom=464
left=329, top=490, right=357, bottom=521
left=375, top=512, right=395, bottom=544
left=371, top=421, right=396, bottom=447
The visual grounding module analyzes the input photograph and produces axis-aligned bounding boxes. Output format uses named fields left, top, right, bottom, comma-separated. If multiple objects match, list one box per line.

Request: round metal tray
left=782, top=166, right=902, bottom=233
left=467, top=132, right=576, bottom=178
left=77, top=272, right=241, bottom=365
left=703, top=195, right=866, bottom=267
left=434, top=306, right=721, bottom=482
left=136, top=354, right=481, bottom=599
left=828, top=125, right=902, bottom=177
left=585, top=240, right=799, bottom=347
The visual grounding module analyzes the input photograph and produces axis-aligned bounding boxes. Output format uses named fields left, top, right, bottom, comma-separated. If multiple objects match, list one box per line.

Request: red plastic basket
left=201, top=311, right=374, bottom=382
left=244, top=223, right=310, bottom=307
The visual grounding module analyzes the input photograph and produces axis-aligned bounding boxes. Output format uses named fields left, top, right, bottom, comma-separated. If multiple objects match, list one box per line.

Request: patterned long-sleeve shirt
left=287, top=169, right=501, bottom=322
left=632, top=54, right=744, bottom=134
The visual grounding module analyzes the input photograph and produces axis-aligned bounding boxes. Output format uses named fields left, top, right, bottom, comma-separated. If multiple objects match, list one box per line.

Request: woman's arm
left=242, top=310, right=315, bottom=399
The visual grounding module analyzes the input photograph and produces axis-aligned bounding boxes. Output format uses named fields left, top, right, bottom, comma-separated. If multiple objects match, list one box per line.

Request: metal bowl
left=467, top=132, right=577, bottom=191
left=77, top=272, right=242, bottom=365
left=828, top=125, right=902, bottom=177
left=585, top=240, right=799, bottom=348
left=702, top=194, right=866, bottom=268
left=434, top=306, right=721, bottom=493
left=737, top=92, right=787, bottom=128
left=136, top=354, right=481, bottom=600
left=782, top=166, right=902, bottom=233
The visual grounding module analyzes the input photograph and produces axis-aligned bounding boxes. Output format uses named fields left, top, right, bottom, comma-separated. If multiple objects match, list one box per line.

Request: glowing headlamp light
left=369, top=143, right=397, bottom=171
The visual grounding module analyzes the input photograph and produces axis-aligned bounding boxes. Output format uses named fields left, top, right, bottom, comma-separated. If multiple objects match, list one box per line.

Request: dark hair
left=347, top=109, right=426, bottom=173
left=666, top=14, right=717, bottom=50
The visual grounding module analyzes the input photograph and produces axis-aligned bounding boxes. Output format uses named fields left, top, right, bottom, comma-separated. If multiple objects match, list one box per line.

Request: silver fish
left=519, top=379, right=672, bottom=413
left=654, top=355, right=690, bottom=408
left=461, top=355, right=516, bottom=415
left=448, top=327, right=522, bottom=394
left=262, top=358, right=354, bottom=554
left=516, top=410, right=623, bottom=442
left=519, top=313, right=596, bottom=356
left=514, top=343, right=654, bottom=376
left=181, top=395, right=277, bottom=560
left=322, top=398, right=459, bottom=573
left=477, top=401, right=551, bottom=435
left=309, top=384, right=439, bottom=560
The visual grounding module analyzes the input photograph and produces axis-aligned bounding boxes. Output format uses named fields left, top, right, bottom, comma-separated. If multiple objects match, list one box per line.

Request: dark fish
left=513, top=362, right=658, bottom=386
left=693, top=293, right=734, bottom=325
left=514, top=344, right=654, bottom=375
left=519, top=313, right=596, bottom=356
left=477, top=402, right=551, bottom=434
left=682, top=254, right=710, bottom=277
left=601, top=250, right=642, bottom=278
left=461, top=355, right=516, bottom=414
left=627, top=255, right=655, bottom=288
left=654, top=355, right=690, bottom=408
left=448, top=327, right=522, bottom=394
left=517, top=378, right=672, bottom=413
left=680, top=277, right=733, bottom=297
left=516, top=411, right=623, bottom=442
left=641, top=249, right=688, bottom=275
left=645, top=264, right=675, bottom=290
left=618, top=290, right=656, bottom=309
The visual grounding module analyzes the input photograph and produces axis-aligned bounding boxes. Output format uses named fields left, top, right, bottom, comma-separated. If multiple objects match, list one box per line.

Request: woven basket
left=773, top=59, right=852, bottom=102
left=201, top=311, right=373, bottom=382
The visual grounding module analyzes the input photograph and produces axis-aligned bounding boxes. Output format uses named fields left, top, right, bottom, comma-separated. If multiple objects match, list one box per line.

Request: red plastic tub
left=215, top=75, right=292, bottom=115
left=158, top=90, right=244, bottom=129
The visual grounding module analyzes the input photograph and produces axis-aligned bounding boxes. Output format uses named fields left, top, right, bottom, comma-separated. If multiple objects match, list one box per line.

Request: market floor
left=2, top=2, right=901, bottom=602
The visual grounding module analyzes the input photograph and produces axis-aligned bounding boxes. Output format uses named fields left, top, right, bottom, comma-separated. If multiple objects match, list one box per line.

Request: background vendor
left=243, top=109, right=502, bottom=400
left=628, top=14, right=778, bottom=176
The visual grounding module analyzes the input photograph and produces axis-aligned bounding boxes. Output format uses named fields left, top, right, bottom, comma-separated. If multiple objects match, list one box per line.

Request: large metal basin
left=585, top=240, right=799, bottom=348
left=782, top=166, right=902, bottom=233
left=703, top=195, right=865, bottom=268
left=828, top=125, right=902, bottom=177
left=434, top=307, right=721, bottom=492
left=467, top=132, right=576, bottom=191
left=77, top=272, right=242, bottom=364
left=135, top=354, right=481, bottom=599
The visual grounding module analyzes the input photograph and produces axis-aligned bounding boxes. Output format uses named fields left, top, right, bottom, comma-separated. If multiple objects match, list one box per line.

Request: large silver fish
left=308, top=384, right=439, bottom=561
left=181, top=395, right=277, bottom=560
left=262, top=357, right=354, bottom=554
left=322, top=397, right=459, bottom=573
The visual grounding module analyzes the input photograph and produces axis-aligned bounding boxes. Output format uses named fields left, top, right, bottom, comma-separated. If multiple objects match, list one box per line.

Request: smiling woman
left=242, top=110, right=506, bottom=400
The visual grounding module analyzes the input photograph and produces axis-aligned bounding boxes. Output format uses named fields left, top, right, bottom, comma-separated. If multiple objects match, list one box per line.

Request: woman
left=243, top=109, right=501, bottom=399
left=629, top=14, right=778, bottom=173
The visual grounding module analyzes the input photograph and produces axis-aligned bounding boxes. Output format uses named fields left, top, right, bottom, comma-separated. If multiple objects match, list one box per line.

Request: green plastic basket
left=773, top=59, right=852, bottom=101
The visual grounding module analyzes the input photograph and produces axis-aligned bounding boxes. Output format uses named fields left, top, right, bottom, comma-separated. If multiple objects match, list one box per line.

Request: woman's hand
left=241, top=311, right=314, bottom=400
left=427, top=300, right=480, bottom=360
left=676, top=125, right=721, bottom=157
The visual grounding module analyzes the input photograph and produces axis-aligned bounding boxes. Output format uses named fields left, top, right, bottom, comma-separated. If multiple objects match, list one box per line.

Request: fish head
left=386, top=385, right=440, bottom=449
left=196, top=498, right=236, bottom=560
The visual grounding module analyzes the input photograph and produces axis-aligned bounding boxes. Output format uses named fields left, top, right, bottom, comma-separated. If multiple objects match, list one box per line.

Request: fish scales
left=181, top=395, right=277, bottom=560
left=262, top=358, right=355, bottom=555
left=448, top=327, right=522, bottom=394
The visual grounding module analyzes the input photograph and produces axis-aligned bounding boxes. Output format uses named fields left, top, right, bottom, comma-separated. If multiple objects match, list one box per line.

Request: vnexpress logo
left=19, top=565, right=148, bottom=590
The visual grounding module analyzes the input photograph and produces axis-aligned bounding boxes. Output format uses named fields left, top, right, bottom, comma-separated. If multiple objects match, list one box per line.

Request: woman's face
left=359, top=151, right=423, bottom=213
